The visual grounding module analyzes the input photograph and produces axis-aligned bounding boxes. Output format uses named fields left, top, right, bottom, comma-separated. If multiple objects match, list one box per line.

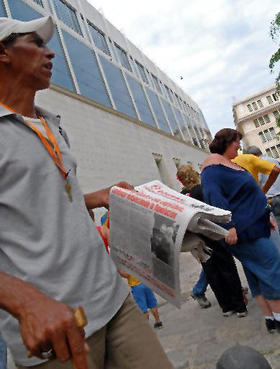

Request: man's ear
left=0, top=42, right=10, bottom=63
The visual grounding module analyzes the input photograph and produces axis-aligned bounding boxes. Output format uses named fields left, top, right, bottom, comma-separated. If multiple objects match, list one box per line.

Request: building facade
left=233, top=85, right=280, bottom=158
left=1, top=0, right=211, bottom=202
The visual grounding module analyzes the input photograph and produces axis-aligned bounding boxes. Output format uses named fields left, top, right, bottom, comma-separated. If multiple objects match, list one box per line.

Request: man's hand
left=84, top=181, right=133, bottom=210
left=19, top=293, right=88, bottom=369
left=225, top=227, right=238, bottom=245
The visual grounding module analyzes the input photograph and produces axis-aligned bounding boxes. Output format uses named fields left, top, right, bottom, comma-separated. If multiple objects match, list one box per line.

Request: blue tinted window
left=173, top=108, right=189, bottom=141
left=184, top=116, right=198, bottom=146
left=8, top=1, right=74, bottom=91
left=126, top=75, right=156, bottom=127
left=87, top=22, right=110, bottom=56
left=151, top=74, right=161, bottom=94
left=63, top=31, right=111, bottom=107
left=48, top=28, right=74, bottom=91
left=164, top=85, right=174, bottom=104
left=100, top=56, right=137, bottom=118
left=161, top=99, right=183, bottom=139
left=0, top=0, right=6, bottom=16
left=9, top=0, right=43, bottom=20
left=135, top=61, right=148, bottom=84
left=114, top=44, right=132, bottom=71
left=129, top=57, right=139, bottom=76
left=174, top=94, right=181, bottom=107
left=178, top=112, right=193, bottom=142
left=145, top=88, right=171, bottom=133
left=53, top=0, right=82, bottom=35
left=32, top=0, right=43, bottom=6
left=194, top=125, right=204, bottom=148
left=145, top=70, right=154, bottom=88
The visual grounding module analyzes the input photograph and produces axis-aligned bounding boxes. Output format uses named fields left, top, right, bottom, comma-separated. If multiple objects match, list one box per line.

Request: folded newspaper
left=109, top=180, right=231, bottom=307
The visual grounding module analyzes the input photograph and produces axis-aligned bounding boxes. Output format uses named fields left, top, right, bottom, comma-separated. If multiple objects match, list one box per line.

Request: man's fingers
left=116, top=181, right=134, bottom=190
left=67, top=327, right=88, bottom=369
left=51, top=331, right=70, bottom=363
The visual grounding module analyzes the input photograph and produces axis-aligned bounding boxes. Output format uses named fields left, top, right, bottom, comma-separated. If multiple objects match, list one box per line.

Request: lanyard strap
left=0, top=102, right=67, bottom=180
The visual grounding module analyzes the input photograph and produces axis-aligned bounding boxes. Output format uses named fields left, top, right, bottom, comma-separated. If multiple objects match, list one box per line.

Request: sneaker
left=154, top=321, right=163, bottom=329
left=265, top=319, right=276, bottom=333
left=236, top=311, right=248, bottom=318
left=222, top=310, right=235, bottom=317
left=191, top=294, right=211, bottom=309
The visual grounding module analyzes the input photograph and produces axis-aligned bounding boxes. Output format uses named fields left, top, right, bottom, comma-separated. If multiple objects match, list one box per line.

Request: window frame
left=114, top=43, right=132, bottom=71
left=87, top=20, right=110, bottom=56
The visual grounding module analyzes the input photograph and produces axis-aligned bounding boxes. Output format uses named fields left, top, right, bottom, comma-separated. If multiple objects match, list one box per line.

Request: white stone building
left=1, top=0, right=212, bottom=204
left=233, top=85, right=280, bottom=158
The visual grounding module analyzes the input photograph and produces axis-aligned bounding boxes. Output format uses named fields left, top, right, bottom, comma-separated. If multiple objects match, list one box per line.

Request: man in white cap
left=0, top=16, right=173, bottom=369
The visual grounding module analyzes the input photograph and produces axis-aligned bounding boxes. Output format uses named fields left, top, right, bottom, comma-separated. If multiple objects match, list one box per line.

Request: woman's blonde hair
left=177, top=164, right=200, bottom=191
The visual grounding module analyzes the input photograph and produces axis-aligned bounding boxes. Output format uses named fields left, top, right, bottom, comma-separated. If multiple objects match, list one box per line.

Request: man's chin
left=37, top=80, right=51, bottom=91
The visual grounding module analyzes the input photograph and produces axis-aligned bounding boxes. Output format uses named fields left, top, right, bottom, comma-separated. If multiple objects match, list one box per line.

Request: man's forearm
left=0, top=271, right=88, bottom=367
left=84, top=181, right=133, bottom=210
left=84, top=188, right=110, bottom=210
left=262, top=166, right=280, bottom=194
left=0, top=270, right=43, bottom=320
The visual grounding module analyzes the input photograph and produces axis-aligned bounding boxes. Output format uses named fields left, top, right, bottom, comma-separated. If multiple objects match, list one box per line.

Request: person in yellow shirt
left=232, top=150, right=280, bottom=194
left=119, top=270, right=163, bottom=329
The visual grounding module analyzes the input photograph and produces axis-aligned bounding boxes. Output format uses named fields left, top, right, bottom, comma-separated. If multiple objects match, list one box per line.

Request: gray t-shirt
left=0, top=105, right=129, bottom=366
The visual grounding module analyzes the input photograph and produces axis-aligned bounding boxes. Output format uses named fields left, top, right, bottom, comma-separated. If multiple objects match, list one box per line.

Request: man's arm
left=118, top=269, right=130, bottom=279
left=262, top=165, right=280, bottom=194
left=0, top=271, right=88, bottom=369
left=84, top=181, right=133, bottom=209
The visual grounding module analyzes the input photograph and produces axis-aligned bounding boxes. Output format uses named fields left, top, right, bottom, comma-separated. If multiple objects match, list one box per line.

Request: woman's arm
left=201, top=167, right=237, bottom=244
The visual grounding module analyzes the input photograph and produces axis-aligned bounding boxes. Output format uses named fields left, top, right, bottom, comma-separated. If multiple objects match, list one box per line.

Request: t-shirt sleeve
left=201, top=167, right=235, bottom=229
left=253, top=156, right=275, bottom=174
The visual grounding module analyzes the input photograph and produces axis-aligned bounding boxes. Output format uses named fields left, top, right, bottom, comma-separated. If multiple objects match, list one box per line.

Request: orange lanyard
left=0, top=102, right=68, bottom=180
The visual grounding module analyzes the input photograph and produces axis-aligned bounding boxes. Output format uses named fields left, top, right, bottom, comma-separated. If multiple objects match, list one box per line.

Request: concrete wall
left=36, top=86, right=208, bottom=196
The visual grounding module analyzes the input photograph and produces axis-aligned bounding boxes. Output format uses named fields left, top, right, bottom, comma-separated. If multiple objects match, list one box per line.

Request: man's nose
left=45, top=47, right=55, bottom=60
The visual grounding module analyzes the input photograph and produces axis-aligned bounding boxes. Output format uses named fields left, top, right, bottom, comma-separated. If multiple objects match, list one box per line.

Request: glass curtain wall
left=5, top=0, right=209, bottom=147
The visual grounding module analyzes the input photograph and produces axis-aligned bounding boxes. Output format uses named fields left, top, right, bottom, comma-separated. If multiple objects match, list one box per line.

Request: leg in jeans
left=192, top=269, right=208, bottom=296
left=0, top=334, right=7, bottom=369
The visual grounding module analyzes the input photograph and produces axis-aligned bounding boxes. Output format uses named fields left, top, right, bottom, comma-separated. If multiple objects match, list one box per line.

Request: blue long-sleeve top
left=201, top=164, right=270, bottom=242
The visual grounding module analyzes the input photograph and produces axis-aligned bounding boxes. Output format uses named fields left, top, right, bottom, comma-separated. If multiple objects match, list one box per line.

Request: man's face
left=3, top=32, right=55, bottom=91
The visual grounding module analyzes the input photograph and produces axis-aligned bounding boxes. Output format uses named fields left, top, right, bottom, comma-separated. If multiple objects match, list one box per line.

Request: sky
left=88, top=0, right=279, bottom=135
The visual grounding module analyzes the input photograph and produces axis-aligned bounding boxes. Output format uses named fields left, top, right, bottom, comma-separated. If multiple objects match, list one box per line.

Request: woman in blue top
left=201, top=128, right=280, bottom=333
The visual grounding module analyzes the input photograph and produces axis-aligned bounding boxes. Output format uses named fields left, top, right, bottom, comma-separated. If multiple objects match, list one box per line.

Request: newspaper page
left=109, top=180, right=231, bottom=307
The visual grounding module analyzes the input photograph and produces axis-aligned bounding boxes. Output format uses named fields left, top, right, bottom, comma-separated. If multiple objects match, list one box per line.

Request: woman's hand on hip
left=225, top=227, right=238, bottom=245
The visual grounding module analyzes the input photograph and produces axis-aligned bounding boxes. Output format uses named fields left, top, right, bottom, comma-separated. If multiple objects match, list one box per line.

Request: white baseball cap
left=0, top=16, right=54, bottom=43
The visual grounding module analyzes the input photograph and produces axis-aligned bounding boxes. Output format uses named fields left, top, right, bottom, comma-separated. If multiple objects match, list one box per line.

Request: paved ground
left=152, top=253, right=280, bottom=369
left=7, top=253, right=280, bottom=369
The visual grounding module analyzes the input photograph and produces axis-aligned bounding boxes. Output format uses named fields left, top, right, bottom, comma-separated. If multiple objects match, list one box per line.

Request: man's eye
left=34, top=39, right=44, bottom=47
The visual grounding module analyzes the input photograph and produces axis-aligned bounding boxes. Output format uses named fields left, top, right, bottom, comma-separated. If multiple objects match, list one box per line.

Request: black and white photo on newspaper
left=109, top=180, right=231, bottom=307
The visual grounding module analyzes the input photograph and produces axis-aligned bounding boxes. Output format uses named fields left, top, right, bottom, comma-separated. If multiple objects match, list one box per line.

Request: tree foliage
left=269, top=12, right=280, bottom=126
left=269, top=12, right=280, bottom=88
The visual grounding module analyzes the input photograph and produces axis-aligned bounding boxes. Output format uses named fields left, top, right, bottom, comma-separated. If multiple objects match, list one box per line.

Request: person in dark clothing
left=177, top=165, right=247, bottom=317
